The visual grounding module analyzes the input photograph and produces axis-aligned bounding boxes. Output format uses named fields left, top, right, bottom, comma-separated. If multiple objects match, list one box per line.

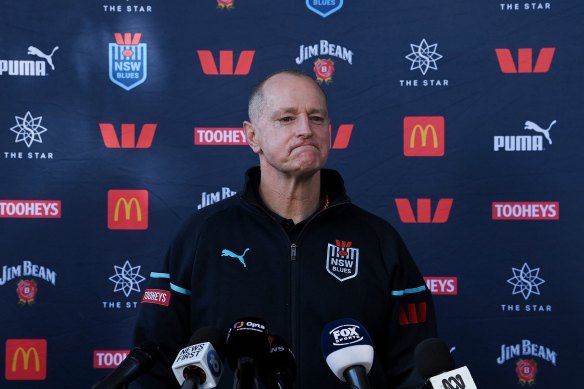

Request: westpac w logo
left=197, top=50, right=254, bottom=75
left=495, top=48, right=555, bottom=74
left=109, top=33, right=147, bottom=90
left=404, top=116, right=444, bottom=157
left=99, top=123, right=157, bottom=148
left=395, top=198, right=453, bottom=223
left=330, top=124, right=353, bottom=149
left=399, top=302, right=427, bottom=325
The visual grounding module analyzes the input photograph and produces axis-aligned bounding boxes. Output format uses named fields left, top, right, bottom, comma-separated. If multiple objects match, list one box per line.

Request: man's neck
left=258, top=170, right=322, bottom=224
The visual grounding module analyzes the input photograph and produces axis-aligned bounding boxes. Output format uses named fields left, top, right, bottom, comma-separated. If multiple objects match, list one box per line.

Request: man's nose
left=296, top=114, right=312, bottom=136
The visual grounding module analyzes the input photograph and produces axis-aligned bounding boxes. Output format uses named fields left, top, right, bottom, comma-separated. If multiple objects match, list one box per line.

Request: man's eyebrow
left=270, top=108, right=299, bottom=117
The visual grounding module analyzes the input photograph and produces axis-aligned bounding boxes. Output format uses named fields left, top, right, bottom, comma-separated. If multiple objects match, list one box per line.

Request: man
left=132, top=70, right=437, bottom=388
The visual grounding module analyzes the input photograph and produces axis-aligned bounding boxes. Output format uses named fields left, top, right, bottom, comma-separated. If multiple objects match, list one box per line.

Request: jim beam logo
left=109, top=33, right=147, bottom=91
left=295, top=40, right=353, bottom=84
left=197, top=187, right=236, bottom=209
left=496, top=339, right=557, bottom=386
left=0, top=261, right=57, bottom=306
left=326, top=240, right=359, bottom=281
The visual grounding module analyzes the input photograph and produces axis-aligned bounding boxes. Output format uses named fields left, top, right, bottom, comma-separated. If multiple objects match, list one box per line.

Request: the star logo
left=10, top=111, right=48, bottom=148
left=108, top=260, right=146, bottom=297
left=405, top=39, right=443, bottom=75
left=507, top=262, right=545, bottom=300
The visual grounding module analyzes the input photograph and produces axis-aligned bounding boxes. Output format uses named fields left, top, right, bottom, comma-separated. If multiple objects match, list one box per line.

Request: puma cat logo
left=524, top=120, right=556, bottom=145
left=28, top=46, right=59, bottom=70
left=221, top=248, right=250, bottom=268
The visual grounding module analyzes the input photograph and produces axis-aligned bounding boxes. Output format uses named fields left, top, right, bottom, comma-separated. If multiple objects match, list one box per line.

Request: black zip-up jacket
left=132, top=167, right=437, bottom=388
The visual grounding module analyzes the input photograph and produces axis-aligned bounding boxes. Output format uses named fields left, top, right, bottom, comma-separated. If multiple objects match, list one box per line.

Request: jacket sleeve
left=380, top=227, right=438, bottom=389
left=129, top=224, right=196, bottom=388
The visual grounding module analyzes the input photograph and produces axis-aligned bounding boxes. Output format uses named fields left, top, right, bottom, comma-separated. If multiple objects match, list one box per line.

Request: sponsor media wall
left=1, top=0, right=582, bottom=387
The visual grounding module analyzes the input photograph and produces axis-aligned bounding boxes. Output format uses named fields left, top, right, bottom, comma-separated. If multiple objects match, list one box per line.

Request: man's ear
left=244, top=121, right=261, bottom=154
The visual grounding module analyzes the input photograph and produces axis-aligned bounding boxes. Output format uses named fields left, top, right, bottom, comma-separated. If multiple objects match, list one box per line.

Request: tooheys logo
left=495, top=48, right=555, bottom=73
left=194, top=124, right=353, bottom=149
left=394, top=198, right=453, bottom=223
left=5, top=339, right=47, bottom=380
left=141, top=288, right=170, bottom=306
left=0, top=200, right=61, bottom=218
left=93, top=350, right=130, bottom=368
left=404, top=116, right=445, bottom=156
left=109, top=33, right=147, bottom=91
left=399, top=302, right=427, bottom=325
left=99, top=123, right=157, bottom=148
left=492, top=202, right=559, bottom=220
left=197, top=50, right=254, bottom=75
left=107, top=190, right=148, bottom=230
left=424, top=277, right=458, bottom=295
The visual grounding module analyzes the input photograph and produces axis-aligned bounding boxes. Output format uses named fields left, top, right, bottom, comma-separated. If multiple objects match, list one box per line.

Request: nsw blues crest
left=306, top=0, right=344, bottom=18
left=326, top=240, right=359, bottom=281
left=109, top=33, right=147, bottom=91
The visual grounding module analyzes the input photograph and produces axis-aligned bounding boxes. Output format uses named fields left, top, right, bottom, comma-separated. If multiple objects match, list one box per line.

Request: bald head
left=248, top=69, right=327, bottom=124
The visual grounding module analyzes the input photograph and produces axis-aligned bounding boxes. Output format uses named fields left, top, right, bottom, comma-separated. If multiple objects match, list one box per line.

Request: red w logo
left=394, top=198, right=453, bottom=223
left=495, top=48, right=555, bottom=74
left=99, top=123, right=157, bottom=148
left=330, top=124, right=354, bottom=149
left=399, top=302, right=427, bottom=325
left=197, top=50, right=255, bottom=75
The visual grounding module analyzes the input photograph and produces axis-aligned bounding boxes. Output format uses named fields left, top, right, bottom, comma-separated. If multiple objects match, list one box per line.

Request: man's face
left=245, top=73, right=330, bottom=179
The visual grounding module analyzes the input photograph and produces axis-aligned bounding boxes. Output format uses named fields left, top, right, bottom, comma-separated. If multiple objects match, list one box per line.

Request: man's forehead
left=262, top=74, right=327, bottom=109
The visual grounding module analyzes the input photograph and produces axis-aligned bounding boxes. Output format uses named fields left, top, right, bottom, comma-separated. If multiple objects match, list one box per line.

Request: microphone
left=171, top=327, right=226, bottom=389
left=321, top=318, right=374, bottom=389
left=415, top=338, right=477, bottom=389
left=258, top=334, right=296, bottom=389
left=91, top=342, right=160, bottom=389
left=226, top=317, right=270, bottom=389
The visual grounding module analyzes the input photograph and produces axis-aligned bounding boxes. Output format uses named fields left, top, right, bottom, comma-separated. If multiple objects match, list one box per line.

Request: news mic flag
left=171, top=327, right=225, bottom=389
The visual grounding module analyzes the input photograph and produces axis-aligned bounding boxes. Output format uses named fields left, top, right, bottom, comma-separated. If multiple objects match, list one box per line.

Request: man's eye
left=279, top=116, right=294, bottom=123
left=311, top=116, right=324, bottom=123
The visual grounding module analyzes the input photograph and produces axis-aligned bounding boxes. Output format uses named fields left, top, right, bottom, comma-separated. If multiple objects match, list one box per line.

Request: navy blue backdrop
left=1, top=0, right=583, bottom=387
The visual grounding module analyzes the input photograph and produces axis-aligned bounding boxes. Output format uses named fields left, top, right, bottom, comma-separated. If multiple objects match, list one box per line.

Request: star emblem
left=405, top=39, right=443, bottom=75
left=109, top=260, right=146, bottom=297
left=507, top=262, right=545, bottom=300
left=10, top=111, right=48, bottom=148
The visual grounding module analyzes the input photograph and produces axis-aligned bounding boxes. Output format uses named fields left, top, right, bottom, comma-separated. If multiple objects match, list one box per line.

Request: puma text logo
left=221, top=248, right=250, bottom=268
left=28, top=46, right=59, bottom=70
left=525, top=120, right=556, bottom=145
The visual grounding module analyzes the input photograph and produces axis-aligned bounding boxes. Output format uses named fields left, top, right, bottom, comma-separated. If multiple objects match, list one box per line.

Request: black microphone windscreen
left=259, top=334, right=296, bottom=387
left=226, top=317, right=270, bottom=369
left=187, top=326, right=227, bottom=360
left=414, top=338, right=455, bottom=379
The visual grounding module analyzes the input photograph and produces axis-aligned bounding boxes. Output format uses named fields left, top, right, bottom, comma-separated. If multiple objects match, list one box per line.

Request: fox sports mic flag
left=320, top=318, right=374, bottom=381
